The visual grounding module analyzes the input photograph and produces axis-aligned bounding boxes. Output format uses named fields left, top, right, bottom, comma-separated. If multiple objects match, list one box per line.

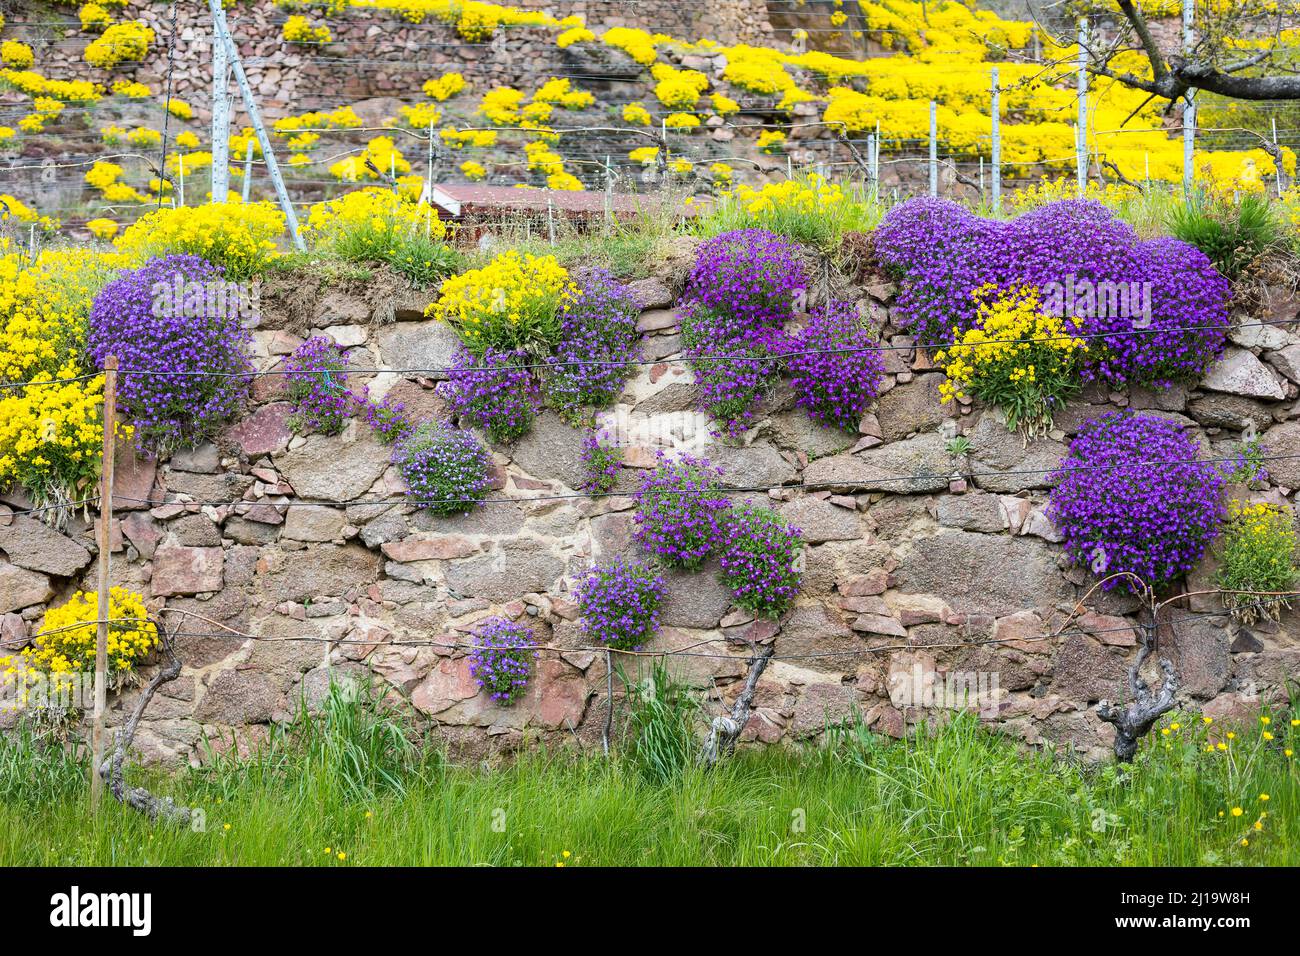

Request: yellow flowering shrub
left=711, top=92, right=739, bottom=116
left=460, top=160, right=486, bottom=180
left=651, top=64, right=708, bottom=109
left=305, top=187, right=450, bottom=284
left=85, top=218, right=118, bottom=240
left=533, top=77, right=593, bottom=109
left=602, top=26, right=658, bottom=65
left=441, top=126, right=496, bottom=149
left=1215, top=501, right=1299, bottom=624
left=283, top=14, right=333, bottom=43
left=399, top=101, right=443, bottom=130
left=0, top=127, right=15, bottom=147
left=84, top=21, right=154, bottom=69
left=557, top=26, right=594, bottom=48
left=628, top=146, right=659, bottom=165
left=79, top=3, right=112, bottom=31
left=757, top=129, right=786, bottom=152
left=175, top=130, right=199, bottom=149
left=111, top=78, right=150, bottom=98
left=622, top=102, right=651, bottom=126
left=423, top=71, right=466, bottom=101
left=0, top=588, right=157, bottom=700
left=0, top=193, right=59, bottom=232
left=479, top=86, right=525, bottom=125
left=664, top=112, right=700, bottom=130
left=426, top=251, right=579, bottom=352
left=167, top=99, right=193, bottom=120
left=273, top=105, right=361, bottom=133
left=115, top=202, right=285, bottom=280
left=935, top=285, right=1088, bottom=438
left=330, top=136, right=411, bottom=181
left=1, top=40, right=34, bottom=69
left=547, top=171, right=583, bottom=191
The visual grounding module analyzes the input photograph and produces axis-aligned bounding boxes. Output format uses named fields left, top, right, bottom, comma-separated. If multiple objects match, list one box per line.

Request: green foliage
left=1213, top=501, right=1300, bottom=624
left=1168, top=192, right=1282, bottom=279
left=619, top=661, right=699, bottom=786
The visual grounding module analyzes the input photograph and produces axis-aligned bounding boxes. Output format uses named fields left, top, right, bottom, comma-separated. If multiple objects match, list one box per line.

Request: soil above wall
left=3, top=243, right=1300, bottom=765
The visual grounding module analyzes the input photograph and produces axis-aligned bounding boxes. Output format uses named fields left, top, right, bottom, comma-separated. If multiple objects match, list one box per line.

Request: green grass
left=2, top=679, right=1298, bottom=866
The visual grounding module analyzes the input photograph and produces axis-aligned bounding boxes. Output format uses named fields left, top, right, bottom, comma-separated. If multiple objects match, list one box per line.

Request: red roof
left=431, top=184, right=670, bottom=217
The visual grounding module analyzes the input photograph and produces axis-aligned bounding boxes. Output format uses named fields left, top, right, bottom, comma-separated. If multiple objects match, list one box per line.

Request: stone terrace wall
left=3, top=246, right=1300, bottom=764
left=10, top=0, right=774, bottom=121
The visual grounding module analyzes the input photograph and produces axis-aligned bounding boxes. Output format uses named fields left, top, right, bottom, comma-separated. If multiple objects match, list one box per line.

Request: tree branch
left=699, top=644, right=775, bottom=766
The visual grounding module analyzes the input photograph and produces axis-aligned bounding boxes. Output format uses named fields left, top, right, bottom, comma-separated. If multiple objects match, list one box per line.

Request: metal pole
left=1182, top=0, right=1196, bottom=196
left=1077, top=18, right=1088, bottom=197
left=990, top=67, right=1001, bottom=213
left=1274, top=117, right=1283, bottom=197
left=241, top=138, right=253, bottom=203
left=210, top=0, right=304, bottom=249
left=929, top=99, right=938, bottom=197
left=210, top=19, right=230, bottom=203
left=866, top=132, right=876, bottom=198
left=178, top=160, right=185, bottom=207
left=91, top=354, right=117, bottom=813
left=547, top=197, right=555, bottom=244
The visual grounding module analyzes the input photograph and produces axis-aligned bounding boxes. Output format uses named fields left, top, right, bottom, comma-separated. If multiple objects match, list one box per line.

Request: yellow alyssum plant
left=283, top=14, right=332, bottom=43
left=115, top=201, right=285, bottom=280
left=426, top=251, right=579, bottom=353
left=84, top=20, right=154, bottom=69
left=1214, top=501, right=1300, bottom=624
left=0, top=588, right=158, bottom=701
left=305, top=186, right=446, bottom=248
left=423, top=71, right=466, bottom=101
left=935, top=285, right=1088, bottom=439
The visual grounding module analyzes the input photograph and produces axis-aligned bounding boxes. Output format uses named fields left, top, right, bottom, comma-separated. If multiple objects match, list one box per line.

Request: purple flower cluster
left=395, top=420, right=493, bottom=516
left=467, top=617, right=536, bottom=705
left=440, top=347, right=539, bottom=444
left=719, top=502, right=803, bottom=617
left=543, top=269, right=641, bottom=419
left=580, top=431, right=622, bottom=493
left=872, top=198, right=1231, bottom=387
left=680, top=229, right=805, bottom=436
left=576, top=557, right=666, bottom=651
left=785, top=300, right=887, bottom=432
left=282, top=335, right=356, bottom=436
left=87, top=254, right=251, bottom=453
left=1047, top=412, right=1226, bottom=591
left=632, top=452, right=730, bottom=569
left=356, top=385, right=414, bottom=446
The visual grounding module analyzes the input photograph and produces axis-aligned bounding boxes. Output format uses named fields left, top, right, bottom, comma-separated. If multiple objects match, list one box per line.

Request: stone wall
left=9, top=0, right=774, bottom=121
left=3, top=246, right=1300, bottom=765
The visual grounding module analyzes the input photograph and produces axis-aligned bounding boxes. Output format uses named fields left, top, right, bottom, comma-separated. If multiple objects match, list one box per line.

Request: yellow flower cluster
left=936, top=285, right=1087, bottom=436
left=651, top=63, right=709, bottom=109
left=711, top=92, right=740, bottom=116
left=0, top=192, right=59, bottom=232
left=273, top=105, right=362, bottom=134
left=440, top=126, right=496, bottom=149
left=556, top=26, right=594, bottom=49
left=628, top=145, right=659, bottom=165
left=1216, top=501, right=1299, bottom=624
left=1, top=40, right=34, bottom=69
left=85, top=217, right=118, bottom=240
left=622, top=102, right=651, bottom=126
left=757, top=129, right=786, bottom=152
left=601, top=26, right=660, bottom=66
left=533, top=77, right=594, bottom=109
left=664, top=112, right=700, bottom=130
left=423, top=71, right=466, bottom=101
left=305, top=186, right=445, bottom=244
left=479, top=86, right=525, bottom=125
left=0, top=588, right=158, bottom=697
left=110, top=78, right=149, bottom=98
left=330, top=135, right=411, bottom=181
left=283, top=14, right=333, bottom=44
left=460, top=160, right=486, bottom=180
left=399, top=101, right=443, bottom=130
left=427, top=250, right=579, bottom=352
left=115, top=201, right=285, bottom=280
left=79, top=2, right=112, bottom=32
left=84, top=20, right=154, bottom=69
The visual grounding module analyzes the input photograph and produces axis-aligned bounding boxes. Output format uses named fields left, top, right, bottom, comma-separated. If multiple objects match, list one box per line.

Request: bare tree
left=1069, top=0, right=1300, bottom=103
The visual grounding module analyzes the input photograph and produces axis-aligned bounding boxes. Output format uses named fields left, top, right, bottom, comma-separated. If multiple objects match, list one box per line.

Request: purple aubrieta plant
left=632, top=451, right=730, bottom=569
left=543, top=268, right=641, bottom=419
left=1046, top=412, right=1226, bottom=591
left=440, top=347, right=539, bottom=443
left=580, top=430, right=622, bottom=493
left=719, top=502, right=803, bottom=618
left=871, top=198, right=1231, bottom=388
left=785, top=299, right=887, bottom=432
left=355, top=384, right=414, bottom=445
left=466, top=617, right=537, bottom=705
left=395, top=420, right=493, bottom=516
left=680, top=228, right=806, bottom=436
left=88, top=254, right=252, bottom=453
left=282, top=335, right=356, bottom=436
left=576, top=557, right=667, bottom=651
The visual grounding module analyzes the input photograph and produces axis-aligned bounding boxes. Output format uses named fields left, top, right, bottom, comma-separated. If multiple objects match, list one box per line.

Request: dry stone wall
left=3, top=246, right=1300, bottom=765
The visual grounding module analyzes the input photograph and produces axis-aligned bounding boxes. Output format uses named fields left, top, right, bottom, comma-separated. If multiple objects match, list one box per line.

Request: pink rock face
left=111, top=438, right=157, bottom=511
left=530, top=659, right=590, bottom=731
left=151, top=545, right=225, bottom=597
left=225, top=402, right=293, bottom=457
left=380, top=536, right=477, bottom=562
left=411, top=657, right=479, bottom=715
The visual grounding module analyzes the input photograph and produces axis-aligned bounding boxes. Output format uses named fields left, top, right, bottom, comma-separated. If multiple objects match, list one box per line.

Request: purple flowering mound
left=1047, top=412, right=1226, bottom=591
left=786, top=300, right=887, bottom=432
left=681, top=229, right=805, bottom=436
left=577, top=557, right=666, bottom=650
left=632, top=451, right=730, bottom=569
left=395, top=420, right=493, bottom=516
left=88, top=254, right=252, bottom=453
left=467, top=617, right=536, bottom=705
left=872, top=198, right=1231, bottom=387
left=543, top=268, right=641, bottom=419
left=282, top=335, right=357, bottom=436
left=441, top=347, right=539, bottom=443
left=719, top=502, right=803, bottom=618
